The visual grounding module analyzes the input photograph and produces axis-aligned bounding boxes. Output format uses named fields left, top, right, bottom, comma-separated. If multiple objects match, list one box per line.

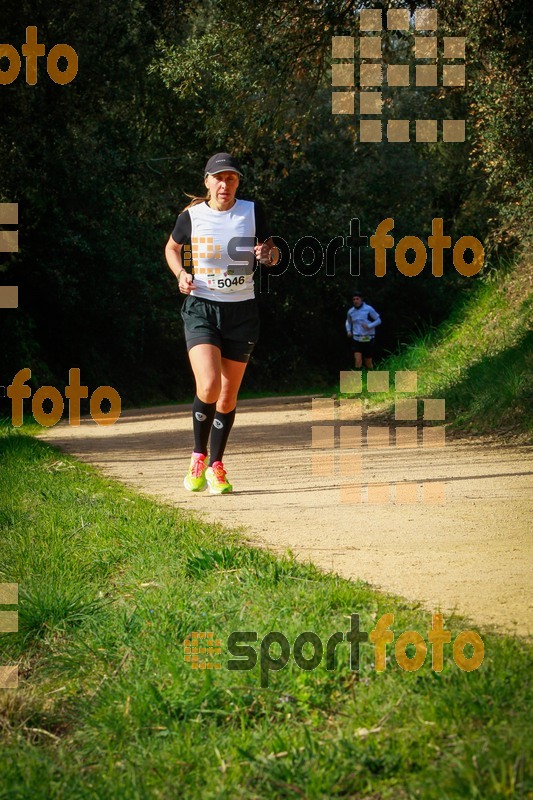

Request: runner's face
left=352, top=296, right=363, bottom=308
left=205, top=170, right=240, bottom=210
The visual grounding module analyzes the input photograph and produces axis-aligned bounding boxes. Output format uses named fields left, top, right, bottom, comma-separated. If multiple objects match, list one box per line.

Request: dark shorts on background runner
left=181, top=295, right=260, bottom=362
left=351, top=338, right=375, bottom=358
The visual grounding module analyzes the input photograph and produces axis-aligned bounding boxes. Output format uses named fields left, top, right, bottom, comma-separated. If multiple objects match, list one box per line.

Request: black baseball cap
left=204, top=152, right=243, bottom=177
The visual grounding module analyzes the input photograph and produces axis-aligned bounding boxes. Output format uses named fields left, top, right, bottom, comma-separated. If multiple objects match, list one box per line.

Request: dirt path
left=42, top=397, right=533, bottom=637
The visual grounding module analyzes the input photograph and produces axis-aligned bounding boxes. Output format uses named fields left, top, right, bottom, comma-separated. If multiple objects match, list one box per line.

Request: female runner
left=165, top=152, right=278, bottom=493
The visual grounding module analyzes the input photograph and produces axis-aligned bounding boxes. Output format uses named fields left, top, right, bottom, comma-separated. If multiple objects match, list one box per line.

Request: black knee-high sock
left=209, top=408, right=236, bottom=464
left=192, top=396, right=217, bottom=456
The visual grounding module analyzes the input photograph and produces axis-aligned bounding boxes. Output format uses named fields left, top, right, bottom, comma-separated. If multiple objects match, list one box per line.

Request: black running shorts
left=350, top=338, right=375, bottom=358
left=181, top=295, right=260, bottom=363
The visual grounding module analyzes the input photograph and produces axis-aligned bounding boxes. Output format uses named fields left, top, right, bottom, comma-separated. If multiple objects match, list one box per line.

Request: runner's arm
left=346, top=311, right=353, bottom=337
left=254, top=237, right=280, bottom=265
left=253, top=203, right=279, bottom=265
left=366, top=308, right=381, bottom=330
left=164, top=236, right=194, bottom=293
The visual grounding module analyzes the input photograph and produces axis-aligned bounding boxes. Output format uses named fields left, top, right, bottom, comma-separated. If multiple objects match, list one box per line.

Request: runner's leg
left=182, top=344, right=222, bottom=491
left=203, top=356, right=248, bottom=493
left=218, top=357, right=248, bottom=413
left=363, top=340, right=374, bottom=370
left=188, top=344, right=221, bottom=455
left=208, top=356, right=247, bottom=464
left=188, top=343, right=222, bottom=403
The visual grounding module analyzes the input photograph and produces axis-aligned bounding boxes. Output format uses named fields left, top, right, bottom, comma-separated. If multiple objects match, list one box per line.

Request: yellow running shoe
left=183, top=453, right=207, bottom=492
left=205, top=461, right=233, bottom=494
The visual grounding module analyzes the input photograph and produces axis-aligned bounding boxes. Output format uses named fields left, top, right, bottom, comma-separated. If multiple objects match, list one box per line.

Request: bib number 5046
left=217, top=276, right=245, bottom=289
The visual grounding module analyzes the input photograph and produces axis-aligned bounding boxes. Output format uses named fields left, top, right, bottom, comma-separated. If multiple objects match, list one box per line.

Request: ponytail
left=182, top=191, right=210, bottom=212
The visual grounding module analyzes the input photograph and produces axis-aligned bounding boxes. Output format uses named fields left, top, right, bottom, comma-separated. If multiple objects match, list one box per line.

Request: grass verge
left=361, top=255, right=532, bottom=437
left=0, top=425, right=531, bottom=799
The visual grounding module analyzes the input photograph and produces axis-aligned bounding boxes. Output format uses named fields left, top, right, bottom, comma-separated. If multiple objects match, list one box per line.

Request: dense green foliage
left=1, top=429, right=531, bottom=798
left=0, top=0, right=531, bottom=407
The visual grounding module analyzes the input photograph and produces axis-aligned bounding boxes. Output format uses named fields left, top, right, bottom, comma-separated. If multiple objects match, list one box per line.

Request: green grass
left=0, top=425, right=531, bottom=799
left=362, top=256, right=532, bottom=436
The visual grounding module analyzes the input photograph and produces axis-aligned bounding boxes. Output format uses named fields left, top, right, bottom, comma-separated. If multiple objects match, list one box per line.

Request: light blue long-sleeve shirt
left=345, top=302, right=381, bottom=340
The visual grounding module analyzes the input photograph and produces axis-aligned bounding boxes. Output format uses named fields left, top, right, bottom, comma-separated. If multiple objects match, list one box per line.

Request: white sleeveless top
left=186, top=200, right=257, bottom=302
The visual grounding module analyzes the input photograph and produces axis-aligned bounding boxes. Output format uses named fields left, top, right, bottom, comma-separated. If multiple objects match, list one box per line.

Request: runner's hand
left=255, top=242, right=280, bottom=265
left=178, top=271, right=194, bottom=295
left=254, top=242, right=270, bottom=263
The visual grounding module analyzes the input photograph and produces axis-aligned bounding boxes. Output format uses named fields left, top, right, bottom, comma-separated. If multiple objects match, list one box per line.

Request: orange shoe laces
left=211, top=462, right=227, bottom=482
left=191, top=455, right=206, bottom=478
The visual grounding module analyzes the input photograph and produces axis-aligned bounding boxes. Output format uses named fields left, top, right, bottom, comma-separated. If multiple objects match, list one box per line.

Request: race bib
left=206, top=270, right=249, bottom=293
